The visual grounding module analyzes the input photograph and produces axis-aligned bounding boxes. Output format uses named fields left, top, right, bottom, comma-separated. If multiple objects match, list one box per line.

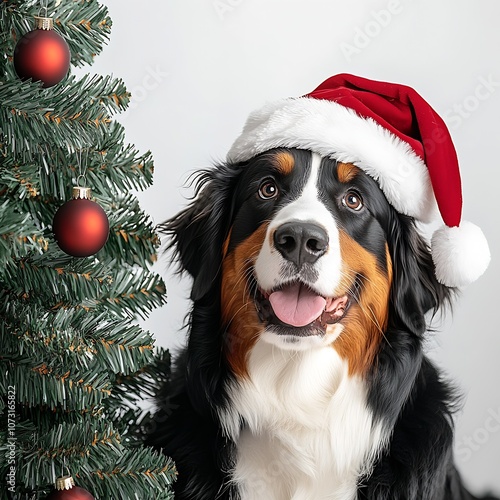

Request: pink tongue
left=269, top=283, right=326, bottom=327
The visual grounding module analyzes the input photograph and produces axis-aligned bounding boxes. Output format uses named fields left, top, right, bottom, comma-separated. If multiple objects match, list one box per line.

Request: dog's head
left=163, top=148, right=451, bottom=378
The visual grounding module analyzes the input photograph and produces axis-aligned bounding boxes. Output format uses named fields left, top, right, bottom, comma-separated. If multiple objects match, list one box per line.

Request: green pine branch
left=106, top=349, right=173, bottom=447
left=0, top=199, right=47, bottom=265
left=0, top=245, right=163, bottom=314
left=0, top=1, right=175, bottom=497
left=104, top=193, right=161, bottom=267
left=1, top=0, right=112, bottom=69
left=0, top=123, right=154, bottom=204
left=100, top=268, right=166, bottom=320
left=1, top=309, right=155, bottom=381
left=88, top=121, right=155, bottom=193
left=7, top=420, right=175, bottom=499
left=81, top=448, right=176, bottom=500
left=2, top=362, right=113, bottom=411
left=0, top=160, right=43, bottom=200
left=1, top=255, right=114, bottom=308
left=52, top=0, right=113, bottom=68
left=0, top=74, right=129, bottom=163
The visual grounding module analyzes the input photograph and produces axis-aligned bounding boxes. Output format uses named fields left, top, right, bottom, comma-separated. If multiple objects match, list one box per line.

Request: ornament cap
left=34, top=16, right=54, bottom=30
left=55, top=475, right=75, bottom=490
left=72, top=186, right=92, bottom=200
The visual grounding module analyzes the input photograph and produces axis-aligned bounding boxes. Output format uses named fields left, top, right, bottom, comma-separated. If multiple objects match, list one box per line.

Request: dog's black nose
left=274, top=222, right=328, bottom=267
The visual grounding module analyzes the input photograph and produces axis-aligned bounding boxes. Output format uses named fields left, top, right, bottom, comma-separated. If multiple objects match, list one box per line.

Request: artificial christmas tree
left=0, top=1, right=175, bottom=498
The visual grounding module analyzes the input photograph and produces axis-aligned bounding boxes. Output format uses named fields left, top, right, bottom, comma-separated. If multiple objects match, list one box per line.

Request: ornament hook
left=38, top=0, right=49, bottom=19
left=39, top=0, right=49, bottom=18
left=75, top=147, right=90, bottom=188
left=76, top=174, right=87, bottom=188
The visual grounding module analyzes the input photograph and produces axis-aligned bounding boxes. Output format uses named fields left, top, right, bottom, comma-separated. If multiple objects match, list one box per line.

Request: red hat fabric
left=306, top=74, right=462, bottom=227
left=227, top=73, right=490, bottom=287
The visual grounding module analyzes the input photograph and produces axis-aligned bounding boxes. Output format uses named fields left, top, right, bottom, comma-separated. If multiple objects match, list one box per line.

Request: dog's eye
left=342, top=191, right=363, bottom=211
left=258, top=179, right=279, bottom=200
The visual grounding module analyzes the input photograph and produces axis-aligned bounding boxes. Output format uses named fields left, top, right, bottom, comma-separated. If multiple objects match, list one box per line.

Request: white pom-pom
left=431, top=220, right=491, bottom=287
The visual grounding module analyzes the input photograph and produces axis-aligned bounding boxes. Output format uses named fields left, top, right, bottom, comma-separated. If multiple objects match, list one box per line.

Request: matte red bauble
left=53, top=187, right=109, bottom=257
left=45, top=475, right=95, bottom=500
left=14, top=16, right=70, bottom=88
left=45, top=486, right=95, bottom=500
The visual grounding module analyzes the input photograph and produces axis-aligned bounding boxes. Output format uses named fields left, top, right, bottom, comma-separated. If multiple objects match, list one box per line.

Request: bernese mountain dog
left=148, top=75, right=494, bottom=500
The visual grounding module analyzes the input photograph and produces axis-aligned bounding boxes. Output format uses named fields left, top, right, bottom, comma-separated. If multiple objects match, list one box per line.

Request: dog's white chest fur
left=220, top=339, right=386, bottom=500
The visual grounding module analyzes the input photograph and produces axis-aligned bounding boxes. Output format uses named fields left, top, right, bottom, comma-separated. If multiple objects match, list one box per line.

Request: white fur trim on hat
left=227, top=97, right=437, bottom=222
left=431, top=221, right=491, bottom=287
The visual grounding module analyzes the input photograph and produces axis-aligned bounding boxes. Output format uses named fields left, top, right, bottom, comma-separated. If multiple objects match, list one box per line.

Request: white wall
left=83, top=0, right=500, bottom=494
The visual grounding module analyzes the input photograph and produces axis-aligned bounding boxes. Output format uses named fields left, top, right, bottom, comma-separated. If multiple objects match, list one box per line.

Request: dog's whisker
left=228, top=265, right=255, bottom=297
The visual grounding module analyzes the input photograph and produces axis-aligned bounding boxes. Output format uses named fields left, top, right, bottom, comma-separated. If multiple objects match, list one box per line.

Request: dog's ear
left=387, top=213, right=453, bottom=336
left=159, top=164, right=242, bottom=301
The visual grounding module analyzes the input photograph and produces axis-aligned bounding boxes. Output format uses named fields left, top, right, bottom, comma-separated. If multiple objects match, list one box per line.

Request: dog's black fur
left=147, top=149, right=496, bottom=500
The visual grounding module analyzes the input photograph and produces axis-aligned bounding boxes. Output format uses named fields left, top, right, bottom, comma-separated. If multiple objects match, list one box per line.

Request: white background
left=79, top=0, right=499, bottom=495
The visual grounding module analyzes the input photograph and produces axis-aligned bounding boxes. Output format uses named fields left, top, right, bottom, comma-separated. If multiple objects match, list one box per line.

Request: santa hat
left=227, top=73, right=490, bottom=288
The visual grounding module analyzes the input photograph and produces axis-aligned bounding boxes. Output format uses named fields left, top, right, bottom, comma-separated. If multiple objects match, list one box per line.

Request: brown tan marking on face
left=337, top=162, right=360, bottom=184
left=272, top=150, right=295, bottom=176
left=333, top=230, right=392, bottom=375
left=221, top=223, right=269, bottom=379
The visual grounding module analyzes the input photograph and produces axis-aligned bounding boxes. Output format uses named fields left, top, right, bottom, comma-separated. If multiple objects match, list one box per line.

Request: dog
left=148, top=75, right=493, bottom=499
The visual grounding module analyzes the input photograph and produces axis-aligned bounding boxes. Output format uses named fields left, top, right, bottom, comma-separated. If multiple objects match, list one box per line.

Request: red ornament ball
left=45, top=486, right=95, bottom=500
left=14, top=24, right=70, bottom=88
left=53, top=196, right=109, bottom=257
